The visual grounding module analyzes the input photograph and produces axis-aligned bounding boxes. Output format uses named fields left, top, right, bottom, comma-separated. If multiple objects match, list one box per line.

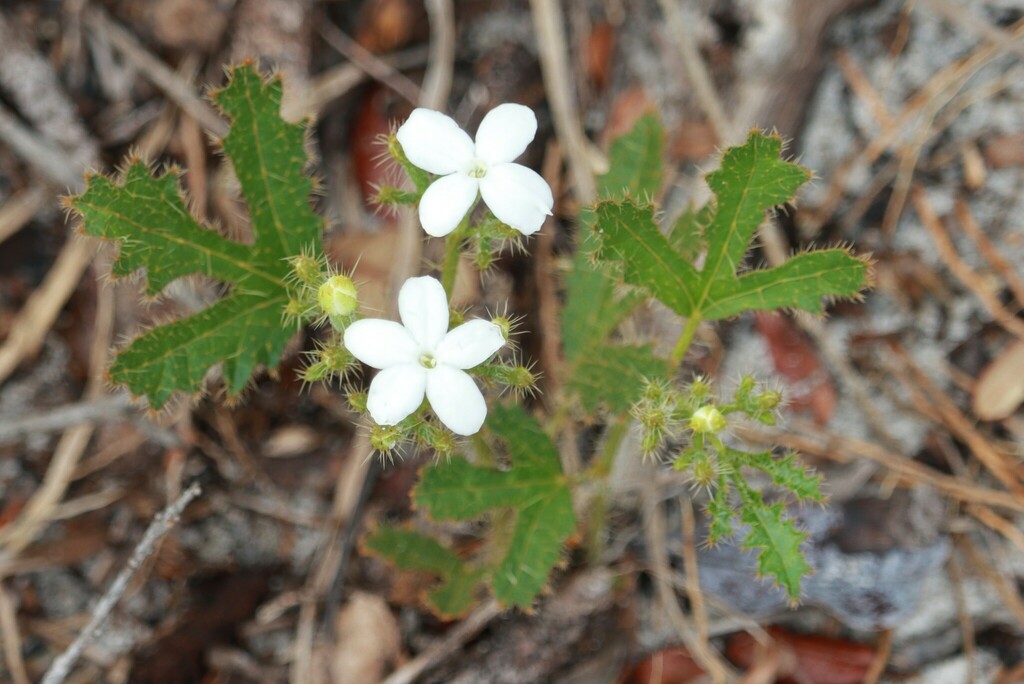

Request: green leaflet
left=415, top=404, right=575, bottom=609
left=71, top=65, right=323, bottom=407
left=362, top=527, right=485, bottom=619
left=598, top=113, right=664, bottom=199
left=589, top=130, right=870, bottom=323
left=369, top=405, right=575, bottom=613
left=562, top=115, right=668, bottom=413
left=734, top=477, right=812, bottom=600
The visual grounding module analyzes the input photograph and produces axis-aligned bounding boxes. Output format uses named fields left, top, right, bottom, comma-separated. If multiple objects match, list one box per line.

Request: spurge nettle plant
left=70, top=64, right=870, bottom=616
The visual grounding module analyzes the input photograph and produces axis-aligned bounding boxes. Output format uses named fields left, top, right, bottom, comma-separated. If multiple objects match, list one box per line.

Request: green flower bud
left=690, top=405, right=726, bottom=434
left=370, top=424, right=401, bottom=453
left=689, top=377, right=711, bottom=402
left=491, top=315, right=512, bottom=342
left=292, top=255, right=322, bottom=287
left=318, top=275, right=358, bottom=318
left=757, top=390, right=783, bottom=410
left=346, top=389, right=368, bottom=413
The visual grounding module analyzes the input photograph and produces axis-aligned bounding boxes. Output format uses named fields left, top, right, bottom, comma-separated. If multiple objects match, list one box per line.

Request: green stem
left=439, top=206, right=478, bottom=300
left=669, top=314, right=702, bottom=371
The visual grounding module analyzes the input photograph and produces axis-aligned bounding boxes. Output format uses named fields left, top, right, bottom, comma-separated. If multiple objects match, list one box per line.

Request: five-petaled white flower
left=396, top=103, right=554, bottom=238
left=343, top=276, right=505, bottom=436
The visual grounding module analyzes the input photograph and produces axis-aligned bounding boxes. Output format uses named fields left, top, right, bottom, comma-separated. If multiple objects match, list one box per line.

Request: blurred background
left=0, top=0, right=1023, bottom=682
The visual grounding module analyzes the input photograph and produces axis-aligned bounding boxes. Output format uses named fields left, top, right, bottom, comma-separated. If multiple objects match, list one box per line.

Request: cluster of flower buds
left=633, top=375, right=786, bottom=491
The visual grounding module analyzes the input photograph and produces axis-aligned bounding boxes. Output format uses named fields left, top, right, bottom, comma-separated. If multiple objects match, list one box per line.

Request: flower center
left=467, top=159, right=488, bottom=179
left=418, top=352, right=437, bottom=369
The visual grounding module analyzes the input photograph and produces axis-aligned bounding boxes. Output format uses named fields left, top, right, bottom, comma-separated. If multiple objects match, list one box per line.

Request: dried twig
left=529, top=0, right=596, bottom=202
left=39, top=482, right=203, bottom=684
left=0, top=394, right=133, bottom=445
left=739, top=423, right=1024, bottom=513
left=655, top=0, right=733, bottom=144
left=0, top=186, right=50, bottom=246
left=380, top=600, right=502, bottom=684
left=84, top=7, right=227, bottom=137
left=317, top=17, right=422, bottom=104
left=642, top=484, right=734, bottom=684
left=0, top=582, right=29, bottom=684
left=953, top=199, right=1024, bottom=307
left=911, top=187, right=1024, bottom=341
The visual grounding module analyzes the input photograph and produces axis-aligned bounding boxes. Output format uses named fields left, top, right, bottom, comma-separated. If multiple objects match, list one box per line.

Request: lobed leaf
left=562, top=115, right=670, bottom=412
left=363, top=526, right=484, bottom=618
left=744, top=451, right=825, bottom=502
left=698, top=131, right=810, bottom=290
left=598, top=113, right=664, bottom=200
left=701, top=249, right=870, bottom=320
left=412, top=404, right=576, bottom=609
left=734, top=478, right=811, bottom=600
left=592, top=198, right=699, bottom=316
left=568, top=344, right=667, bottom=413
left=70, top=64, right=323, bottom=407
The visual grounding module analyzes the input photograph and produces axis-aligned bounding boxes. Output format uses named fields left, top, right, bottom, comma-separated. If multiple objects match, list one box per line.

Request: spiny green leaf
left=598, top=113, right=664, bottom=200
left=592, top=198, right=699, bottom=316
left=561, top=250, right=643, bottom=364
left=363, top=526, right=484, bottom=618
left=734, top=478, right=811, bottom=600
left=701, top=249, right=870, bottom=320
left=71, top=64, right=322, bottom=407
left=414, top=404, right=575, bottom=609
left=668, top=202, right=711, bottom=263
left=706, top=483, right=735, bottom=544
left=588, top=130, right=869, bottom=323
left=569, top=344, right=667, bottom=413
left=698, top=131, right=810, bottom=289
left=744, top=451, right=825, bottom=502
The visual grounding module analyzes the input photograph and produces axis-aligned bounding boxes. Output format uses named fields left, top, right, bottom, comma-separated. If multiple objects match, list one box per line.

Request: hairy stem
left=440, top=209, right=476, bottom=299
left=670, top=314, right=702, bottom=371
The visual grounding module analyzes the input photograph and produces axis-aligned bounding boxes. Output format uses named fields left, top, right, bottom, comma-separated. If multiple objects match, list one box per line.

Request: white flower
left=343, top=276, right=505, bottom=436
left=396, top=103, right=554, bottom=238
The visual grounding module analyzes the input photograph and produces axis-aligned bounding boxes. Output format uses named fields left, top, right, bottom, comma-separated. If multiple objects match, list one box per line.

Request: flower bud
left=491, top=315, right=512, bottom=342
left=690, top=405, right=726, bottom=434
left=689, top=377, right=711, bottom=402
left=318, top=275, right=358, bottom=318
left=292, top=255, right=322, bottom=287
left=757, top=390, right=783, bottom=410
left=370, top=424, right=401, bottom=453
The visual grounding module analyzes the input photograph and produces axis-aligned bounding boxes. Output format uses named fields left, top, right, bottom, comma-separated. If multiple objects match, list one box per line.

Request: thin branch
left=40, top=482, right=203, bottom=684
left=316, top=17, right=422, bottom=104
left=381, top=600, right=502, bottom=684
left=529, top=0, right=596, bottom=202
left=0, top=394, right=133, bottom=445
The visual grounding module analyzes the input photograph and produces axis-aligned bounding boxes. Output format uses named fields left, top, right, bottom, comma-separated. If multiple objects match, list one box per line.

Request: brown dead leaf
left=261, top=425, right=320, bottom=458
left=331, top=591, right=403, bottom=684
left=983, top=133, right=1024, bottom=169
left=973, top=340, right=1024, bottom=421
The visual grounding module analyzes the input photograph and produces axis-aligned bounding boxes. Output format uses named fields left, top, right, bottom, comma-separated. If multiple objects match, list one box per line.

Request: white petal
left=398, top=276, right=450, bottom=350
left=367, top=364, right=427, bottom=426
left=343, top=319, right=418, bottom=369
left=474, top=103, right=538, bottom=165
left=426, top=366, right=488, bottom=435
left=479, top=163, right=554, bottom=236
left=396, top=109, right=475, bottom=175
left=418, top=173, right=479, bottom=237
left=437, top=320, right=505, bottom=369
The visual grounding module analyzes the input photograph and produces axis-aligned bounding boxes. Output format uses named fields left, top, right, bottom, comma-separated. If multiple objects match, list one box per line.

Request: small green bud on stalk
left=757, top=389, right=783, bottom=410
left=346, top=389, right=368, bottom=413
left=690, top=405, right=727, bottom=434
left=292, top=254, right=322, bottom=287
left=491, top=316, right=512, bottom=342
left=318, top=275, right=358, bottom=321
left=370, top=424, right=401, bottom=453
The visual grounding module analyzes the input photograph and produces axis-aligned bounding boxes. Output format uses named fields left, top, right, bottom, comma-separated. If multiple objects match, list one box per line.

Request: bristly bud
left=318, top=275, right=359, bottom=319
left=492, top=315, right=512, bottom=342
left=756, top=389, right=783, bottom=410
left=302, top=343, right=352, bottom=384
left=736, top=375, right=757, bottom=401
left=474, top=247, right=494, bottom=272
left=387, top=132, right=430, bottom=193
left=291, top=254, right=322, bottom=287
left=346, top=388, right=368, bottom=413
left=689, top=376, right=711, bottom=402
left=285, top=297, right=314, bottom=326
left=642, top=428, right=665, bottom=457
left=370, top=423, right=402, bottom=454
left=690, top=405, right=726, bottom=434
left=428, top=427, right=457, bottom=458
left=375, top=185, right=417, bottom=206
left=691, top=452, right=718, bottom=491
